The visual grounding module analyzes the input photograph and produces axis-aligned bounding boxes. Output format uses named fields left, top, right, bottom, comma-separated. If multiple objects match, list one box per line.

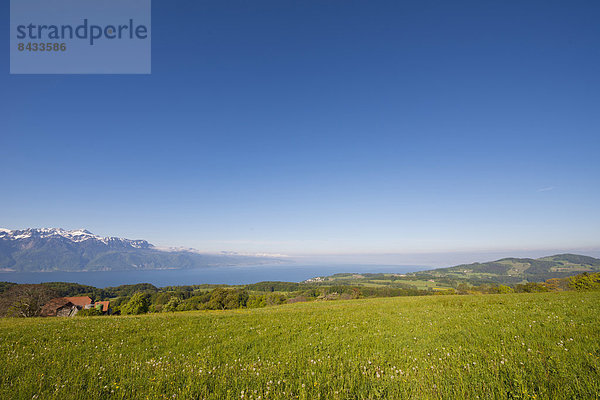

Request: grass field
left=1, top=292, right=599, bottom=399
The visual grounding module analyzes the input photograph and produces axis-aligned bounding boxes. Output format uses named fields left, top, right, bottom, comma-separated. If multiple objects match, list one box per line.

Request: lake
left=0, top=264, right=430, bottom=288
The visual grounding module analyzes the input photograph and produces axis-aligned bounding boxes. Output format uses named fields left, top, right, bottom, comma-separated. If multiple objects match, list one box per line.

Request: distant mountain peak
left=0, top=227, right=284, bottom=272
left=0, top=227, right=151, bottom=249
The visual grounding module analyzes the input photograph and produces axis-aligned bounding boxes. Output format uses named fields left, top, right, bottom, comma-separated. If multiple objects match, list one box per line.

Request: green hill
left=412, top=253, right=600, bottom=284
left=304, top=254, right=600, bottom=290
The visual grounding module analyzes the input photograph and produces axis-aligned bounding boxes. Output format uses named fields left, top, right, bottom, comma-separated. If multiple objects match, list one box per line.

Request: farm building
left=95, top=301, right=110, bottom=313
left=41, top=296, right=110, bottom=317
left=65, top=296, right=93, bottom=307
left=40, top=298, right=79, bottom=317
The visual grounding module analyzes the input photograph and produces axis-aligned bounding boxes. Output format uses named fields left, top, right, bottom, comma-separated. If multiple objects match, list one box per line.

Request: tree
left=224, top=289, right=249, bottom=309
left=205, top=288, right=229, bottom=310
left=163, top=296, right=181, bottom=312
left=514, top=282, right=549, bottom=293
left=545, top=278, right=569, bottom=291
left=569, top=272, right=600, bottom=291
left=0, top=284, right=57, bottom=317
left=265, top=293, right=285, bottom=306
left=456, top=283, right=470, bottom=295
left=497, top=285, right=514, bottom=294
left=0, top=282, right=17, bottom=295
left=247, top=295, right=266, bottom=308
left=202, top=288, right=250, bottom=310
left=120, top=292, right=151, bottom=315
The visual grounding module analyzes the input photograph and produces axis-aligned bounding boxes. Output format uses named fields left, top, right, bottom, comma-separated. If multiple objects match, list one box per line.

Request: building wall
left=56, top=306, right=78, bottom=317
left=56, top=306, right=72, bottom=317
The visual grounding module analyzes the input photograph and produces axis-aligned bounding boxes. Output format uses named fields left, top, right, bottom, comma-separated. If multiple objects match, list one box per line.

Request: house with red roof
left=95, top=301, right=110, bottom=313
left=40, top=298, right=78, bottom=317
left=65, top=296, right=93, bottom=307
left=41, top=296, right=110, bottom=317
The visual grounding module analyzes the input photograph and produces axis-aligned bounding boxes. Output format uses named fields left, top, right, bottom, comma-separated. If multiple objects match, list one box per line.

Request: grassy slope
left=1, top=292, right=599, bottom=399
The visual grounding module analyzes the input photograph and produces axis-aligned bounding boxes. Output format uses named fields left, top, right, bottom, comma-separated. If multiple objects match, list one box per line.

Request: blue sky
left=1, top=1, right=599, bottom=260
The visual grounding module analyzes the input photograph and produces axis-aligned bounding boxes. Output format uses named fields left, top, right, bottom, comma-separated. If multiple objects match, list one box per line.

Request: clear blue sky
left=1, top=1, right=599, bottom=258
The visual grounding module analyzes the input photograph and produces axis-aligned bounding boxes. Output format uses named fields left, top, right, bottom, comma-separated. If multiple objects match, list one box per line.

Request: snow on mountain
left=0, top=228, right=151, bottom=249
left=0, top=228, right=285, bottom=272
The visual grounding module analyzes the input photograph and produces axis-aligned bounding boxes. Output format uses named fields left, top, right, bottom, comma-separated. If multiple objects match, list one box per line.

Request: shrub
left=515, top=282, right=549, bottom=293
left=77, top=308, right=103, bottom=317
left=497, top=285, right=514, bottom=294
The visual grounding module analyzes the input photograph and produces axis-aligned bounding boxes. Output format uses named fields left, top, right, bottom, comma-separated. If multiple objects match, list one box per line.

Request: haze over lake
left=0, top=264, right=430, bottom=287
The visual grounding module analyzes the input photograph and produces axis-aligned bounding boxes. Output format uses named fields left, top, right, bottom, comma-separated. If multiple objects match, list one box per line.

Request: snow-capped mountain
left=0, top=228, right=283, bottom=272
left=0, top=228, right=151, bottom=249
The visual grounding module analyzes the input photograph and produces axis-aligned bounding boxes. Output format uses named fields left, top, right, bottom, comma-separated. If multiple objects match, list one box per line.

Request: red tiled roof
left=40, top=297, right=73, bottom=317
left=65, top=296, right=92, bottom=307
left=95, top=301, right=110, bottom=312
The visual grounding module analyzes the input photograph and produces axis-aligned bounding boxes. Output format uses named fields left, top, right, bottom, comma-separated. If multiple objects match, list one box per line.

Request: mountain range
left=0, top=228, right=284, bottom=272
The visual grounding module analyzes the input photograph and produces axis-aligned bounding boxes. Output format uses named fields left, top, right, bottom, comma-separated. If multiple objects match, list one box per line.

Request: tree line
left=1, top=272, right=599, bottom=317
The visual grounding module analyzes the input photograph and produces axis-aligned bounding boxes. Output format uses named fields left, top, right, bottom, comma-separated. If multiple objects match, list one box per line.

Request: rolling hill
left=411, top=253, right=600, bottom=284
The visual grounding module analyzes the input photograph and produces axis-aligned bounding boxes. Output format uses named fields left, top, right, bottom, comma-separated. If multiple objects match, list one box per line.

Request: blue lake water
left=0, top=264, right=430, bottom=288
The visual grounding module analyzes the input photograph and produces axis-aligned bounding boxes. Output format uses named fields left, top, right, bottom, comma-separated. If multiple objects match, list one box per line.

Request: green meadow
left=1, top=291, right=599, bottom=400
